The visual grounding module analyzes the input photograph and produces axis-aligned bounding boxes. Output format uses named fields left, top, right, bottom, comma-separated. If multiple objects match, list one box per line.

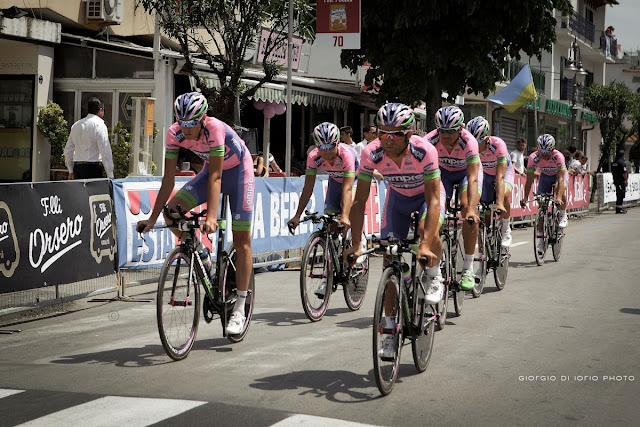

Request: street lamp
left=563, top=37, right=588, bottom=148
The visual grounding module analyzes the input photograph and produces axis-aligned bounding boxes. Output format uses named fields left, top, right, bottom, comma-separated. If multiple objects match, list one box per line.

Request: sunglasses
left=379, top=129, right=410, bottom=139
left=437, top=127, right=460, bottom=134
left=179, top=119, right=202, bottom=128
left=539, top=149, right=552, bottom=154
left=317, top=142, right=337, bottom=150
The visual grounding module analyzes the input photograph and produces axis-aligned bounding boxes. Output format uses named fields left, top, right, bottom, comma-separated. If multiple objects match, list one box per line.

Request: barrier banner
left=113, top=176, right=387, bottom=270
left=0, top=180, right=116, bottom=293
left=509, top=174, right=589, bottom=216
left=600, top=173, right=640, bottom=204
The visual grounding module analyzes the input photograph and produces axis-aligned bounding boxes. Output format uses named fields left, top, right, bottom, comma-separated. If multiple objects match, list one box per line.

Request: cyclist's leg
left=419, top=183, right=446, bottom=304
left=167, top=169, right=209, bottom=241
left=223, top=153, right=255, bottom=330
left=536, top=174, right=556, bottom=239
left=325, top=179, right=342, bottom=236
left=501, top=166, right=515, bottom=244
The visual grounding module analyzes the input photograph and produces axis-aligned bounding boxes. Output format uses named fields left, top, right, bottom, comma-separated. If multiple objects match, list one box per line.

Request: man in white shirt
left=510, top=137, right=527, bottom=176
left=355, top=125, right=377, bottom=157
left=340, top=126, right=358, bottom=154
left=65, top=97, right=114, bottom=179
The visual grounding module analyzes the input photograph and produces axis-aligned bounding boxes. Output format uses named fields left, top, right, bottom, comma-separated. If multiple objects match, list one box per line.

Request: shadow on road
left=620, top=308, right=640, bottom=315
left=251, top=308, right=360, bottom=327
left=49, top=344, right=174, bottom=367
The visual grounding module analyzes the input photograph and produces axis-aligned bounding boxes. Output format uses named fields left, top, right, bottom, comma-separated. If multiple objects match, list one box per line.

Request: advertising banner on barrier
left=600, top=173, right=640, bottom=203
left=113, top=176, right=387, bottom=270
left=0, top=180, right=116, bottom=293
left=509, top=174, right=589, bottom=216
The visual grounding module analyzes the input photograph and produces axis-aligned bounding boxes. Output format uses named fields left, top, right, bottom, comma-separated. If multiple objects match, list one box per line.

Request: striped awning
left=189, top=75, right=349, bottom=110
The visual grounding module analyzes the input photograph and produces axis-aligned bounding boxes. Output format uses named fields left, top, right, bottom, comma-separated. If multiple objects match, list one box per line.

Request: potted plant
left=36, top=101, right=69, bottom=180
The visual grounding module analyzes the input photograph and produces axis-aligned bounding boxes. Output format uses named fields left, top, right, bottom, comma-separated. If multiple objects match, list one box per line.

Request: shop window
left=54, top=45, right=93, bottom=79
left=96, top=51, right=154, bottom=79
left=0, top=76, right=34, bottom=182
left=53, top=91, right=76, bottom=131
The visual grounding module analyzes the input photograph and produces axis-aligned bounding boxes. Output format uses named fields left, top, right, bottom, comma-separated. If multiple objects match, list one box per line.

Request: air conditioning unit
left=86, top=0, right=124, bottom=24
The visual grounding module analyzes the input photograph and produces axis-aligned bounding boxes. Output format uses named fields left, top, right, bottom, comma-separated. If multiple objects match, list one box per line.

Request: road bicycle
left=291, top=211, right=369, bottom=322
left=140, top=194, right=255, bottom=361
left=435, top=184, right=468, bottom=329
left=473, top=202, right=509, bottom=297
left=360, top=213, right=437, bottom=396
left=526, top=193, right=564, bottom=266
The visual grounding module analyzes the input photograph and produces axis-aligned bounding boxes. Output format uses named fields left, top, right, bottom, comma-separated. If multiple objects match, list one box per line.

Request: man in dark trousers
left=64, top=97, right=114, bottom=179
left=611, top=150, right=628, bottom=214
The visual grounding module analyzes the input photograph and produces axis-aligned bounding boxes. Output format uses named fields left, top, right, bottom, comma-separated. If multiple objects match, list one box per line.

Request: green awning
left=522, top=97, right=543, bottom=111
left=544, top=99, right=573, bottom=119
left=581, top=111, right=598, bottom=123
left=189, top=76, right=349, bottom=110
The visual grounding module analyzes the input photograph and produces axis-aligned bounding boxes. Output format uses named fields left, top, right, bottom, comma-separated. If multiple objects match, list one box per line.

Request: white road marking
left=0, top=388, right=24, bottom=398
left=510, top=242, right=528, bottom=247
left=273, top=414, right=380, bottom=427
left=16, top=396, right=207, bottom=427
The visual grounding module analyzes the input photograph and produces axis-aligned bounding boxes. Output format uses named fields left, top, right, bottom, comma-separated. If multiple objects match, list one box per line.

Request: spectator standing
left=510, top=137, right=527, bottom=176
left=612, top=150, right=628, bottom=214
left=355, top=125, right=377, bottom=158
left=64, top=97, right=114, bottom=179
left=568, top=150, right=583, bottom=175
left=339, top=126, right=358, bottom=153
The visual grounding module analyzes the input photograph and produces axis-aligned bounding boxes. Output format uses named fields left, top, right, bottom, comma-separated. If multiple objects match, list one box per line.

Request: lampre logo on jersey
left=370, top=147, right=385, bottom=163
left=409, top=144, right=426, bottom=161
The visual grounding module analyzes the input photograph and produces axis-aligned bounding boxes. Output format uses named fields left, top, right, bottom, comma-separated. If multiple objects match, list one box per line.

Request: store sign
left=315, top=0, right=361, bottom=49
left=256, top=29, right=303, bottom=71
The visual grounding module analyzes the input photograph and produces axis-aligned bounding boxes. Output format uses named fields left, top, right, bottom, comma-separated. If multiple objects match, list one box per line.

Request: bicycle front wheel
left=343, top=232, right=369, bottom=311
left=412, top=264, right=436, bottom=373
left=552, top=216, right=564, bottom=262
left=453, top=234, right=465, bottom=316
left=533, top=210, right=548, bottom=266
left=157, top=247, right=200, bottom=361
left=372, top=268, right=403, bottom=396
left=300, top=232, right=331, bottom=321
left=472, top=224, right=488, bottom=298
left=494, top=244, right=509, bottom=290
left=436, top=235, right=449, bottom=331
left=222, top=243, right=255, bottom=343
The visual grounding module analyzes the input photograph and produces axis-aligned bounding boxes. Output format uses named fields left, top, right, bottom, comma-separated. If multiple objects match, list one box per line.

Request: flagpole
left=530, top=61, right=538, bottom=139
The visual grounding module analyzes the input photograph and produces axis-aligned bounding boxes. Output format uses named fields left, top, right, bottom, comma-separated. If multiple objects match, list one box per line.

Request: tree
left=341, top=0, right=572, bottom=127
left=138, top=0, right=314, bottom=124
left=36, top=101, right=69, bottom=169
left=584, top=82, right=636, bottom=170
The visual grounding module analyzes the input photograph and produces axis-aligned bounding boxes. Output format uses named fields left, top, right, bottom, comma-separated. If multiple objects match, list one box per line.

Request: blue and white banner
left=600, top=173, right=640, bottom=203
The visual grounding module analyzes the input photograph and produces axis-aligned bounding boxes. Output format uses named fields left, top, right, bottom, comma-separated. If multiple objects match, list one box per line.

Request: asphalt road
left=1, top=209, right=639, bottom=426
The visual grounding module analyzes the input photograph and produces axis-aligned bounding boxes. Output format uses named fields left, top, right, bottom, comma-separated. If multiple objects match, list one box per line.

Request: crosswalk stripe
left=0, top=388, right=24, bottom=399
left=16, top=396, right=207, bottom=427
left=273, top=414, right=380, bottom=427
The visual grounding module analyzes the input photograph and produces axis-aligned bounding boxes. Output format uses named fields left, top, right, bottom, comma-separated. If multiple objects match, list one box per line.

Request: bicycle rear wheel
left=157, top=247, right=200, bottom=361
left=372, top=268, right=403, bottom=396
left=533, top=211, right=548, bottom=266
left=412, top=264, right=436, bottom=372
left=472, top=224, right=488, bottom=298
left=436, top=235, right=449, bottom=330
left=300, top=232, right=331, bottom=321
left=222, top=243, right=255, bottom=343
left=342, top=232, right=369, bottom=311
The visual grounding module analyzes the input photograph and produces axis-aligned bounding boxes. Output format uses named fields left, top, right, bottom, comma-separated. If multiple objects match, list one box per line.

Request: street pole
left=571, top=83, right=578, bottom=148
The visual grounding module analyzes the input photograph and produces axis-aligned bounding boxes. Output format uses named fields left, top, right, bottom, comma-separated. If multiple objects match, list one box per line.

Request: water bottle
left=401, top=262, right=412, bottom=287
left=200, top=247, right=212, bottom=275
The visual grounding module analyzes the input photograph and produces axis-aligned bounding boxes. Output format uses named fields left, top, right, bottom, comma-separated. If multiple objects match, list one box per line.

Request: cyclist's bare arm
left=521, top=171, right=536, bottom=207
left=464, top=161, right=480, bottom=220
left=137, top=157, right=177, bottom=233
left=288, top=174, right=316, bottom=230
left=419, top=178, right=441, bottom=267
left=339, top=175, right=355, bottom=231
left=495, top=161, right=507, bottom=211
left=203, top=155, right=223, bottom=234
left=345, top=178, right=371, bottom=263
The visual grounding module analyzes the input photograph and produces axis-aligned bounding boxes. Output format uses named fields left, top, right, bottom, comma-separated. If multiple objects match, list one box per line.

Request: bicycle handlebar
left=137, top=205, right=208, bottom=233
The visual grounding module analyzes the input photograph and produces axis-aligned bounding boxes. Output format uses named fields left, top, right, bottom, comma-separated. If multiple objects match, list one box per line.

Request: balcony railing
left=568, top=12, right=595, bottom=45
left=504, top=60, right=546, bottom=96
left=560, top=78, right=585, bottom=104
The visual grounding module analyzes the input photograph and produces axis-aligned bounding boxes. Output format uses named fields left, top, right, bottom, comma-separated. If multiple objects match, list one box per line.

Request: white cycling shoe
left=226, top=311, right=245, bottom=335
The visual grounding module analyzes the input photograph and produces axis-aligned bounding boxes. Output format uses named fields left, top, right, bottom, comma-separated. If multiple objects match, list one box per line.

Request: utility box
left=129, top=97, right=155, bottom=176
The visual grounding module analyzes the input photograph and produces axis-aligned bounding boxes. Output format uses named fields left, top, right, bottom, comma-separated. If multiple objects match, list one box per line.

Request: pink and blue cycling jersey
left=359, top=135, right=441, bottom=196
left=479, top=136, right=511, bottom=176
left=165, top=116, right=247, bottom=169
left=526, top=149, right=567, bottom=176
left=306, top=143, right=358, bottom=182
left=425, top=127, right=481, bottom=172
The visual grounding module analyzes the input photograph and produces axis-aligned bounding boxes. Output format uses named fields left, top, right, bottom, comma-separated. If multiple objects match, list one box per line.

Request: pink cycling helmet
left=466, top=116, right=490, bottom=141
left=435, top=106, right=464, bottom=129
left=174, top=92, right=208, bottom=121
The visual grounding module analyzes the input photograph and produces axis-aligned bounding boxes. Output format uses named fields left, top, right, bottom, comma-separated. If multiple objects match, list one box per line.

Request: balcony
left=560, top=12, right=595, bottom=47
left=504, top=60, right=546, bottom=96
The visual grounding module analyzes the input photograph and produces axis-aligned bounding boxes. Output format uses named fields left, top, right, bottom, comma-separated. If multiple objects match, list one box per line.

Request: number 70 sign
left=315, top=0, right=361, bottom=49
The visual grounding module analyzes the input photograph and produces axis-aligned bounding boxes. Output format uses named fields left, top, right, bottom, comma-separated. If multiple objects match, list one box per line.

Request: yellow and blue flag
left=488, top=64, right=537, bottom=113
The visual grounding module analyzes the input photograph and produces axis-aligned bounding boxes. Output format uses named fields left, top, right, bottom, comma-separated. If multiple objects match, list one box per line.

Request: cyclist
left=137, top=92, right=254, bottom=335
left=287, top=122, right=359, bottom=298
left=520, top=134, right=568, bottom=255
left=466, top=116, right=514, bottom=247
left=344, top=103, right=445, bottom=359
left=424, top=106, right=482, bottom=291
